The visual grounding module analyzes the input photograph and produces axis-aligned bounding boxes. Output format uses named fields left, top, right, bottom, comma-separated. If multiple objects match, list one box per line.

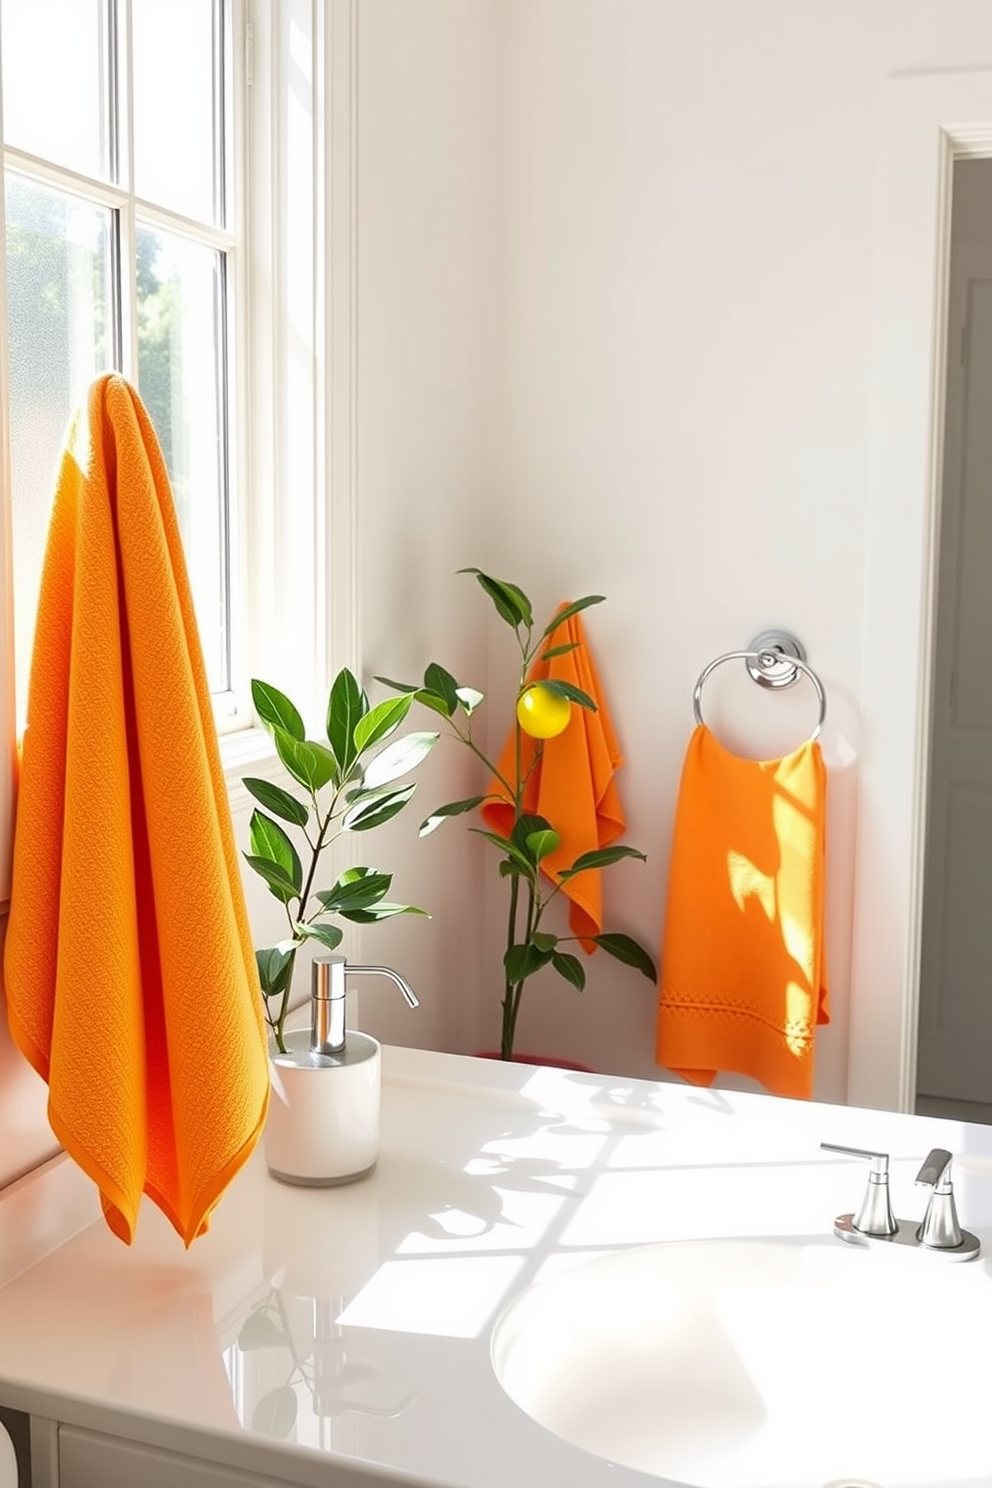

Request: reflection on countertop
left=1, top=1048, right=992, bottom=1488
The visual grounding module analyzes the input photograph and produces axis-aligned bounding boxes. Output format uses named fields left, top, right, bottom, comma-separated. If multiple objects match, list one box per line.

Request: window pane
left=0, top=0, right=110, bottom=180
left=137, top=223, right=228, bottom=692
left=5, top=174, right=113, bottom=721
left=132, top=0, right=219, bottom=224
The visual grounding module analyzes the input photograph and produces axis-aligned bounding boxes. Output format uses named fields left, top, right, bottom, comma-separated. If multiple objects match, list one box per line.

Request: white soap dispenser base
left=263, top=955, right=418, bottom=1186
left=265, top=1028, right=382, bottom=1186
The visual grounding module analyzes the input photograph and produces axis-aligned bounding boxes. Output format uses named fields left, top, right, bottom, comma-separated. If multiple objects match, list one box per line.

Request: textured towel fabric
left=3, top=374, right=269, bottom=1246
left=655, top=725, right=829, bottom=1100
left=480, top=607, right=625, bottom=948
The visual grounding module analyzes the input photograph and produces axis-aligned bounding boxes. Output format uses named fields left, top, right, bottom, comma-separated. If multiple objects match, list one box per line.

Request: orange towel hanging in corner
left=3, top=374, right=269, bottom=1246
left=481, top=606, right=625, bottom=949
left=655, top=724, right=829, bottom=1100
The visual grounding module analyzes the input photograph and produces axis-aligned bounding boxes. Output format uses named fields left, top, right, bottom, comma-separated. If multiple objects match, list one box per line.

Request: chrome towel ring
left=692, top=630, right=827, bottom=742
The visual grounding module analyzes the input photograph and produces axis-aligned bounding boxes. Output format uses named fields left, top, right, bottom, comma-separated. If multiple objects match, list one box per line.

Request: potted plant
left=379, top=568, right=656, bottom=1063
left=242, top=667, right=436, bottom=1053
left=242, top=667, right=437, bottom=1183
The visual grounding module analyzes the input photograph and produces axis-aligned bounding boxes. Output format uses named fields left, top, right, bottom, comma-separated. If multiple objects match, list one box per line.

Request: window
left=0, top=0, right=351, bottom=909
left=1, top=0, right=239, bottom=726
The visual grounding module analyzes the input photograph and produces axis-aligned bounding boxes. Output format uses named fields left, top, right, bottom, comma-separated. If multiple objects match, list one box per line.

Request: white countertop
left=1, top=1047, right=992, bottom=1488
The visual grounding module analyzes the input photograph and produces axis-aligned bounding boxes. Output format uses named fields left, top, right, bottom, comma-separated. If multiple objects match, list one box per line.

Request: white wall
left=353, top=0, right=992, bottom=1103
left=350, top=0, right=498, bottom=1055
left=485, top=0, right=876, bottom=1096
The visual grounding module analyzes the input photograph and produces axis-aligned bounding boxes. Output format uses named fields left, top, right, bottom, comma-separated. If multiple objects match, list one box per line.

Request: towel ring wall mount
left=744, top=628, right=806, bottom=689
left=693, top=628, right=827, bottom=742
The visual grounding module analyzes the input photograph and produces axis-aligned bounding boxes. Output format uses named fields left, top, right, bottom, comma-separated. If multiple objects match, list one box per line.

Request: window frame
left=1, top=0, right=243, bottom=716
left=227, top=0, right=356, bottom=807
left=0, top=0, right=358, bottom=902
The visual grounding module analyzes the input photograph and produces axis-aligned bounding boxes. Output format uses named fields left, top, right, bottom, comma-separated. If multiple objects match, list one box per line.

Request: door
left=917, top=173, right=992, bottom=1103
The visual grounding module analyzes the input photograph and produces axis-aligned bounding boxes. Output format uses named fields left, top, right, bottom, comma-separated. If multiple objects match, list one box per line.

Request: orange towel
left=480, top=606, right=625, bottom=947
left=3, top=374, right=269, bottom=1246
left=655, top=725, right=829, bottom=1099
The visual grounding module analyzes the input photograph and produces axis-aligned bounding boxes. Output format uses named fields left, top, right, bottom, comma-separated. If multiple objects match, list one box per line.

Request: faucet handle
left=915, top=1148, right=964, bottom=1249
left=820, top=1142, right=898, bottom=1236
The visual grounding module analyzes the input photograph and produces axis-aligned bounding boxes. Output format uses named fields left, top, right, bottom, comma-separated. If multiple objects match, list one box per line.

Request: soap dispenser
left=264, top=954, right=418, bottom=1186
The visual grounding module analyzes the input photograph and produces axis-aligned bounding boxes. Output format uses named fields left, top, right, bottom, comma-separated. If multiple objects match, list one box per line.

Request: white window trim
left=225, top=0, right=357, bottom=812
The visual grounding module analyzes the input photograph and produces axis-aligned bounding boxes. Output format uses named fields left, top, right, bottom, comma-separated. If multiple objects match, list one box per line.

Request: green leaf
left=238, top=1311, right=286, bottom=1350
left=243, top=854, right=299, bottom=904
left=455, top=686, right=485, bottom=715
left=353, top=695, right=413, bottom=755
left=273, top=729, right=338, bottom=793
left=459, top=568, right=533, bottom=628
left=559, top=844, right=648, bottom=878
left=592, top=933, right=658, bottom=980
left=252, top=1386, right=298, bottom=1439
left=539, top=678, right=597, bottom=711
left=315, top=868, right=393, bottom=914
left=294, top=921, right=344, bottom=952
left=343, top=783, right=417, bottom=831
left=539, top=595, right=605, bottom=641
left=504, top=940, right=553, bottom=984
left=249, top=810, right=303, bottom=891
left=526, top=827, right=561, bottom=863
left=540, top=643, right=580, bottom=662
left=341, top=902, right=430, bottom=923
left=532, top=931, right=557, bottom=953
left=373, top=674, right=419, bottom=695
left=252, top=679, right=304, bottom=740
left=423, top=662, right=460, bottom=715
left=551, top=951, right=586, bottom=991
left=511, top=813, right=553, bottom=861
left=256, top=944, right=297, bottom=997
left=363, top=730, right=439, bottom=789
left=327, top=667, right=368, bottom=773
left=472, top=828, right=537, bottom=877
left=242, top=776, right=309, bottom=828
left=419, top=795, right=485, bottom=836
left=413, top=689, right=456, bottom=719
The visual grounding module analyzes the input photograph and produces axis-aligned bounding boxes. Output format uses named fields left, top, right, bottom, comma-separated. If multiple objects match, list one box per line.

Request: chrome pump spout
left=310, top=955, right=419, bottom=1057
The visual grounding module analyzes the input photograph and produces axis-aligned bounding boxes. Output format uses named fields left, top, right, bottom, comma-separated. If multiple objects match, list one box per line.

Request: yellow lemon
left=516, top=684, right=571, bottom=739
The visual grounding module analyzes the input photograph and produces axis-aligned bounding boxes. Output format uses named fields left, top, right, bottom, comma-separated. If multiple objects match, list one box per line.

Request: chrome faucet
left=820, top=1141, right=981, bottom=1261
left=820, top=1143, right=897, bottom=1236
left=915, top=1148, right=964, bottom=1249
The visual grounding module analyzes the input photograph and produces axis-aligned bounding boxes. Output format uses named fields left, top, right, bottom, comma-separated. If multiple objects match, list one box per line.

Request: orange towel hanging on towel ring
left=4, top=375, right=269, bottom=1245
left=655, top=645, right=830, bottom=1100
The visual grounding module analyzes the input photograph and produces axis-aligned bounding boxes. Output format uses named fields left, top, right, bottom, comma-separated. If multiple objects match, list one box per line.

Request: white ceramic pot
left=264, top=1029, right=381, bottom=1186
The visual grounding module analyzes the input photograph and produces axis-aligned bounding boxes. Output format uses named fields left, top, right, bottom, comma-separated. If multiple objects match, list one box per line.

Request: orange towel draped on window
left=480, top=607, right=625, bottom=948
left=655, top=724, right=829, bottom=1100
left=3, top=374, right=269, bottom=1246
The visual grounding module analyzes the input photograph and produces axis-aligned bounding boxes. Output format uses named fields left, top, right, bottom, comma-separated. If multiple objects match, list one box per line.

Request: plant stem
left=450, top=722, right=516, bottom=802
left=501, top=877, right=541, bottom=1059
left=500, top=872, right=522, bottom=1060
left=296, top=792, right=337, bottom=922
left=499, top=655, right=535, bottom=1061
left=271, top=789, right=339, bottom=1052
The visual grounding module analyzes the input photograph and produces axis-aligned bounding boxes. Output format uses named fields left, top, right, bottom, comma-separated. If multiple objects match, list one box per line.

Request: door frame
left=916, top=230, right=992, bottom=1101
left=848, top=71, right=992, bottom=1112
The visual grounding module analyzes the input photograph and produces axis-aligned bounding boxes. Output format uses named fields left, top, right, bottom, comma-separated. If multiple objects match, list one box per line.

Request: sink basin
left=491, top=1237, right=992, bottom=1487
